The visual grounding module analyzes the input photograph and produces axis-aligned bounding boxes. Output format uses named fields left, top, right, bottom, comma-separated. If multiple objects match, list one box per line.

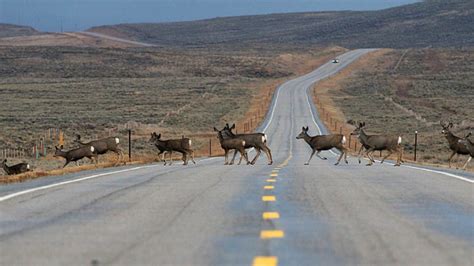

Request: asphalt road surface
left=1, top=49, right=473, bottom=266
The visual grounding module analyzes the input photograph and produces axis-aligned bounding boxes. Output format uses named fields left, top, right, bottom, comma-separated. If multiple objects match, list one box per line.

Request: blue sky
left=0, top=0, right=419, bottom=32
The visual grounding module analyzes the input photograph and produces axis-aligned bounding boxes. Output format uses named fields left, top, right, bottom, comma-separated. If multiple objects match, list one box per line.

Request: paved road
left=1, top=49, right=473, bottom=266
left=77, top=31, right=156, bottom=47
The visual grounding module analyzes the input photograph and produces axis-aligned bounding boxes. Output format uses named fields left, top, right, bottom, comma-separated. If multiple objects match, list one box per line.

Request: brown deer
left=213, top=126, right=249, bottom=165
left=349, top=121, right=403, bottom=166
left=1, top=159, right=30, bottom=175
left=457, top=132, right=473, bottom=170
left=149, top=132, right=195, bottom=165
left=54, top=145, right=97, bottom=168
left=75, top=135, right=123, bottom=164
left=222, top=123, right=273, bottom=165
left=441, top=122, right=471, bottom=168
left=296, top=126, right=348, bottom=165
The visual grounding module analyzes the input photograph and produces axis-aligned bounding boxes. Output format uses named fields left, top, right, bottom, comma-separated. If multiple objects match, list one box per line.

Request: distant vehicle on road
left=332, top=59, right=339, bottom=63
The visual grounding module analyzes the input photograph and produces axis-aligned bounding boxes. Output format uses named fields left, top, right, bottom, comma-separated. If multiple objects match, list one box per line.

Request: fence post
left=128, top=129, right=132, bottom=162
left=209, top=139, right=212, bottom=157
left=414, top=131, right=418, bottom=161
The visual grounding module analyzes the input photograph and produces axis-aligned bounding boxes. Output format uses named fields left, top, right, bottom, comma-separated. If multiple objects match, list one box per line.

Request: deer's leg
left=262, top=145, right=273, bottom=165
left=251, top=148, right=262, bottom=165
left=237, top=150, right=244, bottom=165
left=462, top=156, right=472, bottom=170
left=447, top=151, right=456, bottom=168
left=305, top=149, right=316, bottom=165
left=343, top=147, right=349, bottom=164
left=189, top=149, right=196, bottom=164
left=63, top=160, right=70, bottom=168
left=168, top=151, right=173, bottom=165
left=230, top=149, right=238, bottom=165
left=365, top=149, right=374, bottom=166
left=224, top=149, right=229, bottom=165
left=182, top=152, right=188, bottom=165
left=242, top=149, right=250, bottom=164
left=381, top=150, right=393, bottom=164
left=357, top=146, right=365, bottom=164
left=335, top=148, right=345, bottom=165
left=316, top=151, right=327, bottom=160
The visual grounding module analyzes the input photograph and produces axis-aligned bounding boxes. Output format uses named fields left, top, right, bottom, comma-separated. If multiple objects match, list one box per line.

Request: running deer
left=441, top=122, right=470, bottom=168
left=213, top=126, right=249, bottom=165
left=222, top=123, right=273, bottom=165
left=349, top=121, right=404, bottom=166
left=149, top=132, right=195, bottom=165
left=296, top=126, right=348, bottom=165
left=1, top=159, right=30, bottom=175
left=75, top=135, right=123, bottom=164
left=54, top=145, right=97, bottom=168
left=457, top=132, right=473, bottom=170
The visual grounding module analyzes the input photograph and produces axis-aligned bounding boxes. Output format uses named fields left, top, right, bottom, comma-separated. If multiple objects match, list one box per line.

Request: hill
left=0, top=23, right=40, bottom=38
left=88, top=0, right=474, bottom=49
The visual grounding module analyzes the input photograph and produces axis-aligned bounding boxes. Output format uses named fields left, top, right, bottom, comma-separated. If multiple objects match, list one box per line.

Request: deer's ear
left=231, top=124, right=236, bottom=130
left=448, top=123, right=453, bottom=128
left=60, top=145, right=64, bottom=150
left=157, top=133, right=161, bottom=139
left=213, top=127, right=218, bottom=132
left=347, top=119, right=354, bottom=125
left=362, top=122, right=366, bottom=127
left=305, top=126, right=309, bottom=131
left=225, top=123, right=230, bottom=128
left=302, top=126, right=305, bottom=131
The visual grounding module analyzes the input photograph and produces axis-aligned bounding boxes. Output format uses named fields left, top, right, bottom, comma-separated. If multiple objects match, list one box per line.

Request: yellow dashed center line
left=260, top=230, right=284, bottom=239
left=270, top=173, right=278, bottom=177
left=264, top=185, right=274, bottom=190
left=253, top=256, right=278, bottom=266
left=262, top=212, right=280, bottom=220
left=262, top=196, right=276, bottom=202
left=266, top=179, right=276, bottom=183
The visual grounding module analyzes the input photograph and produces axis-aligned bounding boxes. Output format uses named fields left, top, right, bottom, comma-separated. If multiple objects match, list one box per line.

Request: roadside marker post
left=414, top=130, right=418, bottom=161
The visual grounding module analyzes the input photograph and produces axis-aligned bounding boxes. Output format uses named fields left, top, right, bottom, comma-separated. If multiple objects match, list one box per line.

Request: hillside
left=0, top=23, right=39, bottom=38
left=88, top=0, right=474, bottom=49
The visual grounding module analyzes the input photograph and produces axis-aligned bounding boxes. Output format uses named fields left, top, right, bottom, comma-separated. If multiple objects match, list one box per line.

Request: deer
left=54, top=145, right=98, bottom=168
left=1, top=159, right=30, bottom=175
left=440, top=122, right=471, bottom=168
left=296, top=126, right=348, bottom=165
left=75, top=135, right=123, bottom=165
left=457, top=132, right=473, bottom=170
left=213, top=126, right=249, bottom=165
left=349, top=121, right=404, bottom=166
left=149, top=132, right=195, bottom=165
left=221, top=123, right=273, bottom=165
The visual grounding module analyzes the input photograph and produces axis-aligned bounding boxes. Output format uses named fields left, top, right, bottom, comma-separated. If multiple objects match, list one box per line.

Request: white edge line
left=0, top=157, right=220, bottom=202
left=1, top=80, right=283, bottom=203
left=305, top=51, right=473, bottom=184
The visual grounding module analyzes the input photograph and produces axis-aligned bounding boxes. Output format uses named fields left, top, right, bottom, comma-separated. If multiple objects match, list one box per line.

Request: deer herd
left=0, top=120, right=473, bottom=176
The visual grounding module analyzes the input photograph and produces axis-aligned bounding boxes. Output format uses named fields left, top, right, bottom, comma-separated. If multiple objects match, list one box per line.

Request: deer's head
left=440, top=121, right=453, bottom=136
left=213, top=126, right=226, bottom=139
left=349, top=121, right=366, bottom=136
left=54, top=145, right=64, bottom=157
left=221, top=123, right=236, bottom=138
left=296, top=126, right=309, bottom=139
left=1, top=159, right=6, bottom=167
left=149, top=132, right=161, bottom=143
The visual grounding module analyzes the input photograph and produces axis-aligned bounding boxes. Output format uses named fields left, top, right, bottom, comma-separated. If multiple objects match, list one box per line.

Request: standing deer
left=54, top=145, right=97, bottom=168
left=75, top=135, right=123, bottom=165
left=222, top=123, right=273, bottom=165
left=296, top=126, right=348, bottom=165
left=1, top=159, right=30, bottom=175
left=440, top=122, right=470, bottom=168
left=213, top=126, right=249, bottom=165
left=149, top=132, right=195, bottom=165
left=457, top=132, right=473, bottom=170
left=349, top=121, right=404, bottom=166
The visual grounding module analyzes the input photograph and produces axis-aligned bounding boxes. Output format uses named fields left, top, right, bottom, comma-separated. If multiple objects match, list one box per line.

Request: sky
left=0, top=0, right=419, bottom=32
